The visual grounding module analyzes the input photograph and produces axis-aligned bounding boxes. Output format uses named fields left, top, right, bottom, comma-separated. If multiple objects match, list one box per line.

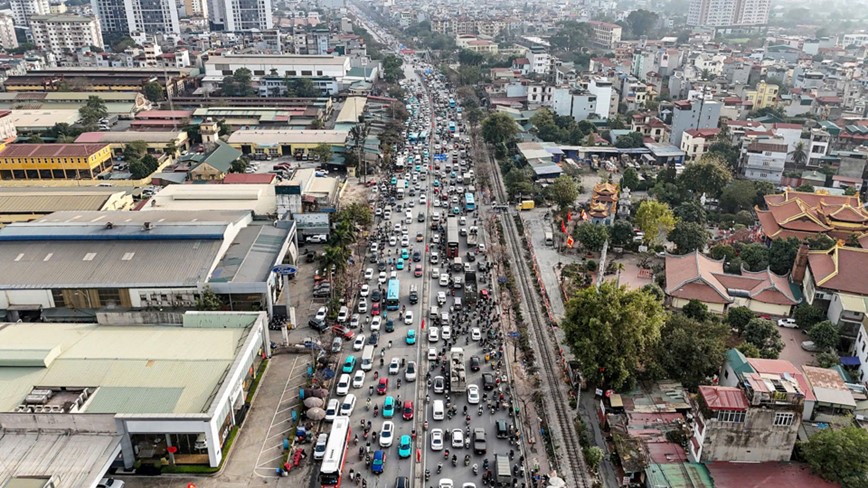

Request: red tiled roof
left=698, top=386, right=748, bottom=411
left=707, top=462, right=839, bottom=488
left=684, top=128, right=719, bottom=138
left=772, top=123, right=803, bottom=130
left=222, top=173, right=276, bottom=184
left=0, top=143, right=108, bottom=158
left=807, top=246, right=868, bottom=296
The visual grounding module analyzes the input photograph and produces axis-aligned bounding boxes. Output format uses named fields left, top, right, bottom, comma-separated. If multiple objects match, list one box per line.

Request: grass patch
left=245, top=359, right=269, bottom=403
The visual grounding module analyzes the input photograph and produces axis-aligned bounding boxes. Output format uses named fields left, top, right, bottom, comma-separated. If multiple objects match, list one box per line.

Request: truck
left=516, top=200, right=535, bottom=211
left=466, top=226, right=479, bottom=247
left=494, top=454, right=511, bottom=485
left=448, top=347, right=467, bottom=393
left=464, top=270, right=477, bottom=305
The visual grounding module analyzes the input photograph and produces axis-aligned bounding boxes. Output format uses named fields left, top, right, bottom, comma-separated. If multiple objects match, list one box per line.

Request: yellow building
left=745, top=81, right=779, bottom=109
left=0, top=143, right=112, bottom=181
left=226, top=129, right=348, bottom=158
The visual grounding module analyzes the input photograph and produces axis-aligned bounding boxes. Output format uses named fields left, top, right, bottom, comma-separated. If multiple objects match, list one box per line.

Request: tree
left=574, top=223, right=609, bottom=252
left=142, top=81, right=164, bottom=103
left=196, top=286, right=223, bottom=310
left=792, top=140, right=808, bottom=167
left=743, top=318, right=784, bottom=359
left=668, top=221, right=710, bottom=254
left=624, top=9, right=659, bottom=38
left=382, top=55, right=404, bottom=83
left=706, top=140, right=740, bottom=171
left=719, top=180, right=759, bottom=213
left=678, top=157, right=732, bottom=198
left=621, top=167, right=639, bottom=190
left=800, top=427, right=868, bottom=486
left=548, top=20, right=593, bottom=53
left=111, top=36, right=136, bottom=52
left=796, top=183, right=815, bottom=192
left=726, top=306, right=754, bottom=335
left=229, top=159, right=248, bottom=173
left=222, top=68, right=254, bottom=97
left=805, top=234, right=835, bottom=250
left=78, top=95, right=108, bottom=128
left=652, top=314, right=730, bottom=390
left=808, top=320, right=839, bottom=351
left=681, top=300, right=709, bottom=321
left=547, top=175, right=579, bottom=212
left=674, top=199, right=707, bottom=225
left=583, top=446, right=604, bottom=472
left=310, top=143, right=333, bottom=164
left=123, top=140, right=148, bottom=163
left=767, top=237, right=800, bottom=275
left=634, top=200, right=675, bottom=245
left=609, top=220, right=634, bottom=246
left=710, top=243, right=736, bottom=262
left=561, top=282, right=668, bottom=389
left=140, top=154, right=159, bottom=173
left=794, top=303, right=827, bottom=329
left=294, top=78, right=319, bottom=98
left=129, top=160, right=150, bottom=179
left=614, top=132, right=645, bottom=148
left=481, top=113, right=519, bottom=147
left=739, top=243, right=769, bottom=271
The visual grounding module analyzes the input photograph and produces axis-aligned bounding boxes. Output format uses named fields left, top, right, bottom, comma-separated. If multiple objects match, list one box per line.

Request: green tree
left=111, top=36, right=136, bottom=52
left=678, top=157, right=732, bottom=198
left=583, top=446, right=604, bottom=472
left=141, top=154, right=159, bottom=173
left=667, top=221, right=710, bottom=254
left=223, top=68, right=254, bottom=97
left=726, top=306, right=754, bottom=335
left=382, top=55, right=404, bottom=83
left=710, top=243, right=736, bottom=262
left=614, top=132, right=645, bottom=148
left=129, top=160, right=150, bottom=179
left=26, top=135, right=43, bottom=143
left=634, top=200, right=675, bottom=245
left=796, top=183, right=815, bottom=192
left=799, top=426, right=868, bottom=486
left=739, top=243, right=769, bottom=271
left=196, top=286, right=224, bottom=310
left=78, top=95, right=108, bottom=128
left=794, top=303, right=827, bottom=329
left=736, top=342, right=761, bottom=358
left=743, top=318, right=784, bottom=359
left=681, top=300, right=709, bottom=321
left=142, top=81, right=164, bottom=103
left=609, top=220, right=634, bottom=246
left=805, top=234, right=835, bottom=250
left=481, top=113, right=519, bottom=147
left=624, top=9, right=659, bottom=38
left=548, top=20, right=593, bottom=53
left=706, top=140, right=740, bottom=171
left=768, top=237, right=800, bottom=275
left=547, top=175, right=579, bottom=212
left=123, top=140, right=149, bottom=164
left=808, top=320, right=839, bottom=351
left=674, top=199, right=707, bottom=225
left=574, top=223, right=609, bottom=252
left=719, top=180, right=759, bottom=213
left=561, top=282, right=668, bottom=389
left=621, top=167, right=640, bottom=190
left=792, top=140, right=808, bottom=167
left=229, top=158, right=248, bottom=173
left=310, top=143, right=333, bottom=164
left=652, top=313, right=730, bottom=390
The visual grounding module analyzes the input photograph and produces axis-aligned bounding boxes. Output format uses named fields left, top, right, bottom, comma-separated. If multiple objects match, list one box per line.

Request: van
left=432, top=212, right=441, bottom=223
left=429, top=305, right=439, bottom=319
left=432, top=400, right=445, bottom=420
left=496, top=419, right=509, bottom=439
left=453, top=297, right=462, bottom=311
left=361, top=345, right=375, bottom=371
left=397, top=188, right=405, bottom=200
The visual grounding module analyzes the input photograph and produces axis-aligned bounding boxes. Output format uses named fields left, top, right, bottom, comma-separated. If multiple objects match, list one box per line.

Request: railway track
left=484, top=149, right=590, bottom=487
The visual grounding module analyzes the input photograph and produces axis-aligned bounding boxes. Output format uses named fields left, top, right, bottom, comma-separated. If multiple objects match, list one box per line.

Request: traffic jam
left=310, top=58, right=527, bottom=488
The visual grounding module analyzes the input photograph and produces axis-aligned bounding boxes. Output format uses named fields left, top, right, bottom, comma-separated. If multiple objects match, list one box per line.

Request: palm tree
left=792, top=141, right=808, bottom=167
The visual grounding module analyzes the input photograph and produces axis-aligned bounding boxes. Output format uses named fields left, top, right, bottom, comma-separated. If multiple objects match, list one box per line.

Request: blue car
left=452, top=206, right=460, bottom=215
left=342, top=356, right=356, bottom=373
left=383, top=395, right=395, bottom=418
left=398, top=435, right=412, bottom=458
left=396, top=258, right=405, bottom=270
left=406, top=329, right=416, bottom=345
left=371, top=450, right=385, bottom=474
left=401, top=248, right=409, bottom=260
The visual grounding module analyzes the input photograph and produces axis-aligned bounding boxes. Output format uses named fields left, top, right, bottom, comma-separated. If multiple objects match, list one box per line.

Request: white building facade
left=29, top=14, right=104, bottom=54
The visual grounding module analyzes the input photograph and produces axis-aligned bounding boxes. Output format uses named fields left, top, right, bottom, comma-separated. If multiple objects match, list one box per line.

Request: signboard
left=272, top=265, right=298, bottom=275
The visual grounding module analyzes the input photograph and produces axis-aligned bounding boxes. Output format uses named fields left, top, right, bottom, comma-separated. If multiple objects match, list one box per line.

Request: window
left=773, top=412, right=794, bottom=426
left=52, top=289, right=66, bottom=307
left=716, top=410, right=745, bottom=423
left=301, top=70, right=312, bottom=76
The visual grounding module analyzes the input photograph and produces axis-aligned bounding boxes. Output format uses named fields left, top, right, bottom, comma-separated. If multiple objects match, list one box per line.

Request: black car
left=470, top=356, right=481, bottom=372
left=371, top=290, right=382, bottom=302
left=482, top=373, right=495, bottom=390
left=368, top=332, right=380, bottom=346
left=466, top=252, right=476, bottom=262
left=369, top=253, right=378, bottom=263
left=308, top=318, right=327, bottom=331
left=377, top=261, right=387, bottom=271
left=412, top=251, right=422, bottom=262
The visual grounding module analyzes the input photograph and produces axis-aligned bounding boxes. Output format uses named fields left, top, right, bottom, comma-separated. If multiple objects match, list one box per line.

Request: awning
left=840, top=356, right=861, bottom=367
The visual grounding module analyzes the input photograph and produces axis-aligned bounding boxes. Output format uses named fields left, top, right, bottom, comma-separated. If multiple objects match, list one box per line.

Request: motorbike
left=473, top=464, right=479, bottom=475
left=451, top=454, right=457, bottom=467
left=437, top=463, right=443, bottom=474
left=464, top=455, right=471, bottom=466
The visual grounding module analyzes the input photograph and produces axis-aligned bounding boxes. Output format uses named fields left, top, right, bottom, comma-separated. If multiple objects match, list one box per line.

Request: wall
left=747, top=300, right=790, bottom=317
left=0, top=289, right=54, bottom=309
left=700, top=407, right=799, bottom=462
left=0, top=412, right=118, bottom=432
left=672, top=297, right=726, bottom=314
left=95, top=310, right=185, bottom=325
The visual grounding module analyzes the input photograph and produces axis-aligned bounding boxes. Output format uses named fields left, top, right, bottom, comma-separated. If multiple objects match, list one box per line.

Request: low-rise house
left=681, top=128, right=720, bottom=162
left=740, top=140, right=788, bottom=184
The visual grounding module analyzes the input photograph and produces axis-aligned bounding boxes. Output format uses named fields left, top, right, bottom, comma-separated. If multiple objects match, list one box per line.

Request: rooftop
left=144, top=184, right=277, bottom=216
left=807, top=246, right=868, bottom=296
left=706, top=461, right=839, bottom=488
left=74, top=131, right=185, bottom=144
left=227, top=129, right=348, bottom=146
left=0, top=144, right=108, bottom=159
left=0, top=432, right=122, bottom=488
left=0, top=187, right=131, bottom=215
left=699, top=386, right=749, bottom=411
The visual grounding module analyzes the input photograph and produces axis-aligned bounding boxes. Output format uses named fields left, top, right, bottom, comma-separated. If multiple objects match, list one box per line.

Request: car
left=472, top=428, right=487, bottom=454
left=371, top=290, right=382, bottom=302
left=371, top=450, right=386, bottom=475
left=406, top=329, right=417, bottom=344
left=358, top=299, right=368, bottom=313
left=313, top=433, right=328, bottom=460
left=336, top=373, right=351, bottom=396
left=777, top=318, right=798, bottom=328
left=349, top=313, right=362, bottom=329
left=416, top=232, right=424, bottom=242
left=342, top=356, right=356, bottom=373
left=337, top=306, right=349, bottom=323
left=466, top=384, right=480, bottom=404
left=360, top=284, right=370, bottom=297
left=428, top=347, right=438, bottom=360
left=441, top=325, right=451, bottom=340
left=398, top=434, right=412, bottom=458
left=383, top=396, right=396, bottom=418
left=368, top=332, right=379, bottom=346
left=428, top=326, right=440, bottom=342
left=377, top=377, right=389, bottom=394
left=396, top=258, right=405, bottom=270
left=372, top=302, right=381, bottom=316
left=389, top=235, right=397, bottom=246
left=414, top=264, right=423, bottom=277
left=395, top=476, right=410, bottom=488
left=801, top=340, right=823, bottom=352
left=412, top=251, right=422, bottom=262
left=401, top=236, right=410, bottom=247
left=404, top=310, right=414, bottom=325
left=401, top=248, right=410, bottom=260
left=325, top=399, right=339, bottom=421
left=313, top=306, right=328, bottom=322
left=433, top=375, right=445, bottom=394
left=379, top=421, right=395, bottom=447
left=98, top=479, right=125, bottom=488
left=353, top=334, right=366, bottom=351
left=378, top=260, right=387, bottom=271
left=352, top=370, right=366, bottom=388
left=439, top=274, right=449, bottom=286
left=371, top=316, right=382, bottom=331
left=378, top=271, right=388, bottom=284
left=471, top=327, right=481, bottom=341
left=402, top=400, right=414, bottom=420
left=389, top=358, right=401, bottom=375
left=430, top=428, right=444, bottom=451
left=405, top=360, right=417, bottom=381
left=451, top=428, right=464, bottom=448
left=439, top=479, right=453, bottom=488
left=436, top=291, right=447, bottom=305
left=470, top=356, right=481, bottom=371
left=339, top=393, right=357, bottom=416
left=331, top=337, right=343, bottom=353
left=332, top=325, right=354, bottom=340
left=482, top=373, right=495, bottom=390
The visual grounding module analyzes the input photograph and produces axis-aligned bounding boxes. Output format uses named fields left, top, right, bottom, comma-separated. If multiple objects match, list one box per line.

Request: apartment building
left=669, top=98, right=722, bottom=147
left=183, top=0, right=208, bottom=17
left=91, top=0, right=129, bottom=36
left=10, top=0, right=49, bottom=26
left=208, top=0, right=273, bottom=31
left=744, top=80, right=779, bottom=109
left=125, top=0, right=180, bottom=34
left=687, top=0, right=770, bottom=28
left=680, top=128, right=719, bottom=161
left=587, top=78, right=615, bottom=120
left=740, top=140, right=787, bottom=184
left=29, top=15, right=104, bottom=54
left=0, top=143, right=113, bottom=181
left=528, top=46, right=550, bottom=75
left=551, top=87, right=597, bottom=122
left=588, top=21, right=622, bottom=49
left=0, top=14, right=19, bottom=50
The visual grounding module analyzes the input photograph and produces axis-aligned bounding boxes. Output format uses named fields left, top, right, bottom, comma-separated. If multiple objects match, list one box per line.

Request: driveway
left=778, top=326, right=815, bottom=367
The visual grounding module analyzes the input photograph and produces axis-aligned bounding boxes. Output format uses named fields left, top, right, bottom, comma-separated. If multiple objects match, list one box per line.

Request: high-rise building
left=687, top=0, right=770, bottom=28
left=10, top=0, right=50, bottom=26
left=184, top=0, right=208, bottom=18
left=91, top=0, right=129, bottom=36
left=125, top=0, right=180, bottom=34
left=207, top=0, right=273, bottom=31
left=0, top=14, right=18, bottom=50
left=29, top=14, right=104, bottom=54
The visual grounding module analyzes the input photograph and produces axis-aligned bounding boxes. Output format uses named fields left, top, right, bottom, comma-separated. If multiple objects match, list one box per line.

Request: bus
left=464, top=192, right=476, bottom=212
left=320, top=417, right=351, bottom=488
left=386, top=279, right=401, bottom=311
left=446, top=217, right=460, bottom=258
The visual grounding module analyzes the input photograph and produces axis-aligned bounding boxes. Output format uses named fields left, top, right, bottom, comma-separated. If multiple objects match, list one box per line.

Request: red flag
left=560, top=221, right=567, bottom=233
left=566, top=236, right=575, bottom=248
left=567, top=210, right=572, bottom=222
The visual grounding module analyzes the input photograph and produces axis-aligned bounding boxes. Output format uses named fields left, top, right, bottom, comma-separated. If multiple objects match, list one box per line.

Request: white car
left=433, top=199, right=440, bottom=207
left=430, top=428, right=444, bottom=451
left=325, top=399, right=339, bottom=422
left=364, top=268, right=374, bottom=280
left=360, top=284, right=370, bottom=297
left=314, top=306, right=328, bottom=322
left=336, top=373, right=351, bottom=396
left=389, top=235, right=397, bottom=246
left=371, top=316, right=381, bottom=331
left=466, top=384, right=480, bottom=404
left=428, top=347, right=438, bottom=360
left=389, top=358, right=401, bottom=375
left=379, top=421, right=395, bottom=447
left=437, top=291, right=447, bottom=305
left=379, top=272, right=387, bottom=284
left=98, top=479, right=125, bottom=488
left=339, top=394, right=356, bottom=417
left=405, top=361, right=417, bottom=381
left=352, top=370, right=366, bottom=388
left=420, top=195, right=427, bottom=204
left=401, top=236, right=410, bottom=247
left=777, top=318, right=798, bottom=328
left=358, top=299, right=368, bottom=313
left=441, top=325, right=452, bottom=340
left=353, top=335, right=366, bottom=351
left=337, top=306, right=349, bottom=323
left=471, top=328, right=481, bottom=341
left=439, top=274, right=449, bottom=286
left=438, top=479, right=453, bottom=488
left=404, top=311, right=414, bottom=325
left=350, top=313, right=361, bottom=329
left=428, top=327, right=440, bottom=342
left=313, top=433, right=328, bottom=460
left=451, top=429, right=464, bottom=448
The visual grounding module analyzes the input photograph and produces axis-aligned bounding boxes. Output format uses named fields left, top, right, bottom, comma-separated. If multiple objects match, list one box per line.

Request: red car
left=402, top=401, right=414, bottom=420
left=371, top=302, right=381, bottom=316
left=377, top=377, right=389, bottom=395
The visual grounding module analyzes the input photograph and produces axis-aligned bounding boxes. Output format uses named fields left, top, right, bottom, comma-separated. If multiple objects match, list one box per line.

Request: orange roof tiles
left=807, top=246, right=868, bottom=296
left=0, top=143, right=109, bottom=158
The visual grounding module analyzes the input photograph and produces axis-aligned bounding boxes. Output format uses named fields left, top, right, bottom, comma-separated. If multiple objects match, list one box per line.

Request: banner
left=560, top=221, right=567, bottom=233
left=566, top=236, right=575, bottom=248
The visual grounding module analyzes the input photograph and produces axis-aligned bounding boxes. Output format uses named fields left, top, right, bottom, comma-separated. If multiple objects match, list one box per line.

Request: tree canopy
left=481, top=113, right=519, bottom=148
left=621, top=167, right=640, bottom=190
left=800, top=426, right=868, bottom=486
left=634, top=200, right=675, bottom=245
left=574, top=223, right=609, bottom=252
left=78, top=96, right=108, bottom=128
left=677, top=157, right=732, bottom=198
left=382, top=55, right=404, bottom=83
left=651, top=313, right=730, bottom=390
left=561, top=282, right=668, bottom=389
left=719, top=179, right=760, bottom=213
left=222, top=68, right=255, bottom=97
left=546, top=175, right=579, bottom=212
left=808, top=320, right=839, bottom=351
left=667, top=221, right=709, bottom=254
left=726, top=306, right=754, bottom=335
left=743, top=318, right=784, bottom=359
left=767, top=237, right=800, bottom=275
left=614, top=132, right=645, bottom=148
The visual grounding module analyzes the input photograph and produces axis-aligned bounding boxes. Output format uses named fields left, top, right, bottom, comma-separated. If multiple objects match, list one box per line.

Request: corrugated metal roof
left=87, top=386, right=183, bottom=414
left=0, top=193, right=114, bottom=214
left=645, top=463, right=713, bottom=488
left=0, top=432, right=122, bottom=488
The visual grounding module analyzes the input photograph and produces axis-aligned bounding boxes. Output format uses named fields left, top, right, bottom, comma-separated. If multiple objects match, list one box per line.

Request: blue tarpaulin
left=840, top=356, right=861, bottom=366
